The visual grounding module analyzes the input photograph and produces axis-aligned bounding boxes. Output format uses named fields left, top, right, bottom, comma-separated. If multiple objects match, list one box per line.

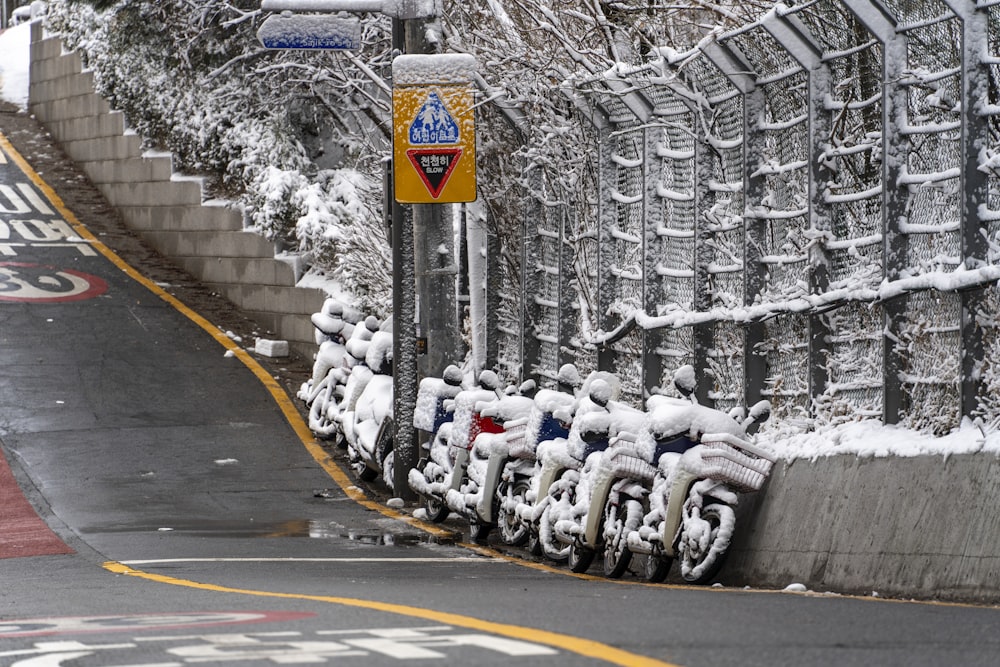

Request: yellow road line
left=104, top=561, right=679, bottom=667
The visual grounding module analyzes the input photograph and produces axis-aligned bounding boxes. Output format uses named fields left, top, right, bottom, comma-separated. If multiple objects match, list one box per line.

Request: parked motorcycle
left=489, top=379, right=575, bottom=546
left=345, top=330, right=396, bottom=487
left=297, top=300, right=360, bottom=437
left=597, top=368, right=773, bottom=584
left=408, top=370, right=503, bottom=527
left=516, top=369, right=618, bottom=557
left=447, top=381, right=537, bottom=543
left=535, top=378, right=646, bottom=569
left=332, top=316, right=384, bottom=449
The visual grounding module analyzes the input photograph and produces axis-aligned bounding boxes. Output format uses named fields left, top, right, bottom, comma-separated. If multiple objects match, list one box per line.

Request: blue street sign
left=257, top=14, right=362, bottom=50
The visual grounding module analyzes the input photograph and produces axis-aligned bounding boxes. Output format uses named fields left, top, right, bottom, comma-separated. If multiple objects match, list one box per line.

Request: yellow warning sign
left=392, top=86, right=476, bottom=204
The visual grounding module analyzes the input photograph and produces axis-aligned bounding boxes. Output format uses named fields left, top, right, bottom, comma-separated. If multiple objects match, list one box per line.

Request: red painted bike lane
left=0, top=445, right=72, bottom=558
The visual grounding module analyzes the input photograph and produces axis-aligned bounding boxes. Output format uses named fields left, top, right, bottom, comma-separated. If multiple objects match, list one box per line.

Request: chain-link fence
left=485, top=0, right=1000, bottom=436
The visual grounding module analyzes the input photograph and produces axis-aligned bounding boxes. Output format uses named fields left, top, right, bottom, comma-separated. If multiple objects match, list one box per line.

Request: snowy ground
left=0, top=21, right=30, bottom=109
left=3, top=19, right=998, bottom=461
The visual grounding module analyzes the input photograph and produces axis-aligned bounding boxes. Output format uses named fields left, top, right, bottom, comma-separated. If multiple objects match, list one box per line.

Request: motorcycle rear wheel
left=376, top=417, right=395, bottom=491
left=496, top=477, right=530, bottom=547
left=526, top=527, right=543, bottom=557
left=470, top=521, right=492, bottom=544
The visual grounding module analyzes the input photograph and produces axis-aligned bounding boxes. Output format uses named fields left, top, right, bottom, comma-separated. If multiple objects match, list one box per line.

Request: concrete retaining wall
left=26, top=23, right=325, bottom=358
left=726, top=453, right=1000, bottom=603
left=23, top=23, right=1000, bottom=604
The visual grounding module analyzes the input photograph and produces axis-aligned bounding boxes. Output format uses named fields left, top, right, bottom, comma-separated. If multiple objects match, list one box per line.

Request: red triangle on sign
left=406, top=148, right=463, bottom=199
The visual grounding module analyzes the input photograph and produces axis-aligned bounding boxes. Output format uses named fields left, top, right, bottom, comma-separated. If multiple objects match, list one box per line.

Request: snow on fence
left=484, top=0, right=1000, bottom=436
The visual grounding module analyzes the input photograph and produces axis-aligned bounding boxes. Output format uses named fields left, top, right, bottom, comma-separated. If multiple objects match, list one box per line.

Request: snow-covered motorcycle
left=515, top=369, right=617, bottom=557
left=408, top=370, right=503, bottom=525
left=297, top=300, right=361, bottom=437
left=345, top=331, right=397, bottom=488
left=446, top=381, right=537, bottom=543
left=489, top=379, right=576, bottom=547
left=535, top=378, right=646, bottom=569
left=601, top=370, right=773, bottom=584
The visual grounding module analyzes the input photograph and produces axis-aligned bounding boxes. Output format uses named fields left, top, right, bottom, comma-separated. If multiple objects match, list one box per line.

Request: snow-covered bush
left=46, top=0, right=390, bottom=309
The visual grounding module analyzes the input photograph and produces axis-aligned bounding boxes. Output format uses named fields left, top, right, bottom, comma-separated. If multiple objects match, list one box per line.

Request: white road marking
left=119, top=557, right=504, bottom=565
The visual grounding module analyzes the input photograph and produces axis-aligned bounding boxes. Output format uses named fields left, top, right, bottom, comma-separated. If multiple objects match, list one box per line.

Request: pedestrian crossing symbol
left=393, top=86, right=476, bottom=203
left=409, top=93, right=460, bottom=145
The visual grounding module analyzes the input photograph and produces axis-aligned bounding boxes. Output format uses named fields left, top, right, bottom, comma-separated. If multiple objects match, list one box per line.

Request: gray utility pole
left=399, top=20, right=463, bottom=382
left=260, top=0, right=464, bottom=498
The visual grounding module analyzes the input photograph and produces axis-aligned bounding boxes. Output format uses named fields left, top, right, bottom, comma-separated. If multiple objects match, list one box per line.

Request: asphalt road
left=1, top=107, right=999, bottom=667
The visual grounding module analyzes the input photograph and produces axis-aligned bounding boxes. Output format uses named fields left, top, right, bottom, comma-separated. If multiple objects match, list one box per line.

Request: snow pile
left=760, top=418, right=1000, bottom=461
left=393, top=54, right=477, bottom=86
left=0, top=21, right=31, bottom=109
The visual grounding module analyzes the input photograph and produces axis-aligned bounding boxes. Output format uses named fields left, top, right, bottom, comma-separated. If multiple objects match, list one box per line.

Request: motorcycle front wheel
left=678, top=501, right=735, bottom=585
left=602, top=496, right=634, bottom=578
left=569, top=541, right=595, bottom=573
left=644, top=552, right=672, bottom=583
left=538, top=505, right=570, bottom=563
left=307, top=375, right=339, bottom=438
left=496, top=476, right=530, bottom=547
left=419, top=461, right=451, bottom=523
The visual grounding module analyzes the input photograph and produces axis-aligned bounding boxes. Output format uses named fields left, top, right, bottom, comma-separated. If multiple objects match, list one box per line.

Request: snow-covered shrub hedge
left=45, top=0, right=391, bottom=315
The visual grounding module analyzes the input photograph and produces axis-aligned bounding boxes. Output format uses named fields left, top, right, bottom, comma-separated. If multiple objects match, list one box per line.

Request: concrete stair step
left=30, top=71, right=96, bottom=104
left=139, top=229, right=277, bottom=259
left=29, top=52, right=83, bottom=84
left=98, top=179, right=204, bottom=208
left=119, top=204, right=243, bottom=232
left=63, top=134, right=143, bottom=164
left=172, top=255, right=296, bottom=288
left=47, top=112, right=126, bottom=144
left=30, top=93, right=111, bottom=123
left=81, top=155, right=174, bottom=185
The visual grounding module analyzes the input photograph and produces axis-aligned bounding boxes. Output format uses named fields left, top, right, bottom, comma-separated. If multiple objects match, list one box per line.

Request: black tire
left=496, top=476, right=530, bottom=547
left=602, top=496, right=633, bottom=579
left=644, top=552, right=672, bottom=583
left=569, top=541, right=595, bottom=573
left=678, top=501, right=735, bottom=585
left=470, top=521, right=492, bottom=544
left=425, top=495, right=450, bottom=523
left=375, top=417, right=395, bottom=491
left=381, top=450, right=395, bottom=492
left=527, top=528, right=543, bottom=557
left=358, top=463, right=378, bottom=482
left=421, top=462, right=451, bottom=523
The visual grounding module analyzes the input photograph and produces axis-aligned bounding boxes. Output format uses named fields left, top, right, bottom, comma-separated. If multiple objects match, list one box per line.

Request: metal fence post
left=952, top=0, right=990, bottom=419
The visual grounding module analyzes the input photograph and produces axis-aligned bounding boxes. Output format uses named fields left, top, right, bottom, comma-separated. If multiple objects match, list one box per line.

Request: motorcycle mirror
left=747, top=400, right=772, bottom=426
left=673, top=365, right=696, bottom=398
left=728, top=406, right=746, bottom=422
left=443, top=364, right=464, bottom=387
left=588, top=378, right=612, bottom=408
left=478, top=369, right=501, bottom=391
